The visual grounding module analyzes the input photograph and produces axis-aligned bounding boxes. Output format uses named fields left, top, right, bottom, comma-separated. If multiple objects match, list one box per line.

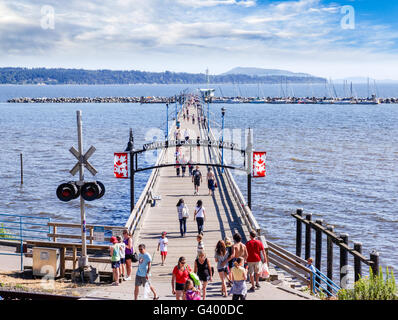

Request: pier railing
left=47, top=222, right=125, bottom=244
left=0, top=213, right=51, bottom=271
left=125, top=111, right=180, bottom=239
left=205, top=112, right=315, bottom=289
left=292, top=208, right=380, bottom=289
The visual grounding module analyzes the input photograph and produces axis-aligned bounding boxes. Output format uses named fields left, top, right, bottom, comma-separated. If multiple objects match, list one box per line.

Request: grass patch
left=0, top=223, right=15, bottom=240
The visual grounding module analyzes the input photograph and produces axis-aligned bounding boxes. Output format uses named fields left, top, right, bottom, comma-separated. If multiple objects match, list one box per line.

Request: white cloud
left=0, top=0, right=397, bottom=79
left=176, top=0, right=255, bottom=8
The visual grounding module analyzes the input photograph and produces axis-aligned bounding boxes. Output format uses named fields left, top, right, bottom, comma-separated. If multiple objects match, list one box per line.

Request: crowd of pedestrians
left=109, top=226, right=269, bottom=300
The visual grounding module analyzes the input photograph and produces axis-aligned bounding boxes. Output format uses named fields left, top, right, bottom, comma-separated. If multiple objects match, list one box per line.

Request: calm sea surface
left=0, top=84, right=397, bottom=274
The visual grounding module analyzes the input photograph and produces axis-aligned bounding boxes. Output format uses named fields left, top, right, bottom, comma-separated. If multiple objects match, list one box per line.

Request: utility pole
left=76, top=111, right=88, bottom=269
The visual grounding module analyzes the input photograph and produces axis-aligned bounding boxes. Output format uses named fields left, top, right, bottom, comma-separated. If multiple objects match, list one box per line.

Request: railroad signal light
left=56, top=181, right=105, bottom=202
left=81, top=181, right=105, bottom=201
left=56, top=182, right=80, bottom=202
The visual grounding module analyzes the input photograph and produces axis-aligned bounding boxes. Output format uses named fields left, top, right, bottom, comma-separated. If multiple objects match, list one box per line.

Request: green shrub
left=337, top=267, right=397, bottom=300
left=0, top=223, right=15, bottom=240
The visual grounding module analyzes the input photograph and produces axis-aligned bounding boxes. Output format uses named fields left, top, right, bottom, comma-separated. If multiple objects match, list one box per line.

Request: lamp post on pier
left=175, top=95, right=178, bottom=123
left=207, top=97, right=210, bottom=132
left=165, top=103, right=169, bottom=139
left=125, top=129, right=135, bottom=213
left=221, top=107, right=226, bottom=173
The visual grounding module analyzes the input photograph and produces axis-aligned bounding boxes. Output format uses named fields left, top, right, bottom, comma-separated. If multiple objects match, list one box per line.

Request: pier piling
left=296, top=209, right=303, bottom=258
left=20, top=153, right=23, bottom=185
left=339, top=233, right=349, bottom=288
left=305, top=213, right=312, bottom=260
left=354, top=242, right=362, bottom=282
left=315, top=219, right=323, bottom=271
left=326, top=225, right=334, bottom=293
left=370, top=250, right=380, bottom=276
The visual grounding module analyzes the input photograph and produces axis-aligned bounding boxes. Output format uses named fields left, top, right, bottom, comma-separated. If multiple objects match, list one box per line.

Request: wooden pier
left=99, top=95, right=316, bottom=300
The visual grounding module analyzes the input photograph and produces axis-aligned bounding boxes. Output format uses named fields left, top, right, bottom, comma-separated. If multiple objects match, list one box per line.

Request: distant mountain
left=0, top=67, right=326, bottom=85
left=222, top=67, right=313, bottom=78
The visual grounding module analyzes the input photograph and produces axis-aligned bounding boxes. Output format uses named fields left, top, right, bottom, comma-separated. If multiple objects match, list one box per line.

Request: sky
left=0, top=0, right=397, bottom=79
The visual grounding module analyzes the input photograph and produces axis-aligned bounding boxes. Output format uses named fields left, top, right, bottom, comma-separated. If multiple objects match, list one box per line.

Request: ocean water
left=0, top=84, right=397, bottom=275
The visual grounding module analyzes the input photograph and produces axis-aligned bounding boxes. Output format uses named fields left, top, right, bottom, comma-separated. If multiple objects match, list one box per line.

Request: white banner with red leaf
left=114, top=153, right=128, bottom=178
left=253, top=152, right=266, bottom=178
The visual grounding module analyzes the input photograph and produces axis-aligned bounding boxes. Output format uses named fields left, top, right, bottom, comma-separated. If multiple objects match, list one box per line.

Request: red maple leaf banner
left=114, top=153, right=128, bottom=178
left=253, top=152, right=266, bottom=178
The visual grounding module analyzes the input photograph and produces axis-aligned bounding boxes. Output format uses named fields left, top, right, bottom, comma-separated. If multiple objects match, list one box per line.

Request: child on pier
left=117, top=236, right=126, bottom=282
left=110, top=236, right=121, bottom=286
left=183, top=279, right=201, bottom=300
left=157, top=231, right=169, bottom=266
left=197, top=234, right=205, bottom=255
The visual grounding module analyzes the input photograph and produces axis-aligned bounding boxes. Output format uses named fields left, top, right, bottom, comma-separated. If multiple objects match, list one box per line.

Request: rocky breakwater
left=7, top=96, right=176, bottom=103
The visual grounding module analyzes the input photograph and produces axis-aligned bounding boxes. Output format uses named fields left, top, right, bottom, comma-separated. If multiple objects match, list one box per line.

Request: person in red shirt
left=245, top=230, right=267, bottom=292
left=171, top=256, right=192, bottom=300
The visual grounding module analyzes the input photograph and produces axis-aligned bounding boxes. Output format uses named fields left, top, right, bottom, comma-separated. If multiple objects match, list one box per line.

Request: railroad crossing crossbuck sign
left=69, top=145, right=98, bottom=176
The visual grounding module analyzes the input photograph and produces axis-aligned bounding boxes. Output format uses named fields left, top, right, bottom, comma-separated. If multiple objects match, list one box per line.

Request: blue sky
left=0, top=0, right=397, bottom=79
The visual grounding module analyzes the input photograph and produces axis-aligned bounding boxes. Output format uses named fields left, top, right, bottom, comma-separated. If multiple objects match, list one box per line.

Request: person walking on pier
left=194, top=199, right=206, bottom=234
left=188, top=159, right=194, bottom=176
left=175, top=157, right=181, bottom=177
left=181, top=156, right=187, bottom=177
left=157, top=231, right=169, bottom=266
left=172, top=256, right=192, bottom=300
left=196, top=234, right=205, bottom=255
left=232, top=232, right=248, bottom=262
left=246, top=230, right=266, bottom=292
left=122, top=230, right=133, bottom=281
left=225, top=237, right=235, bottom=287
left=214, top=240, right=230, bottom=297
left=207, top=167, right=216, bottom=196
left=117, top=236, right=126, bottom=282
left=110, top=236, right=121, bottom=286
left=230, top=257, right=248, bottom=301
left=183, top=279, right=201, bottom=300
left=194, top=252, right=213, bottom=300
left=192, top=165, right=202, bottom=195
left=134, top=244, right=159, bottom=300
left=177, top=198, right=189, bottom=237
